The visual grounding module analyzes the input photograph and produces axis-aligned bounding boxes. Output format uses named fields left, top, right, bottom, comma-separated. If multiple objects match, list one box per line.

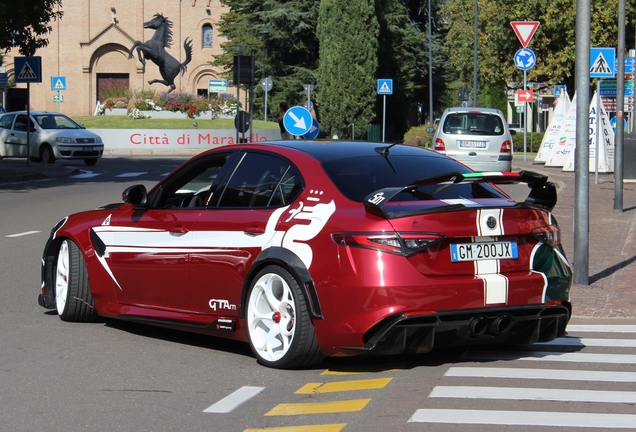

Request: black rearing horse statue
left=128, top=13, right=193, bottom=94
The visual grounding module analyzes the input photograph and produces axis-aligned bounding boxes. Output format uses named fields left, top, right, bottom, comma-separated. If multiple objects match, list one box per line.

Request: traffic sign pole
left=524, top=70, right=527, bottom=161
left=382, top=95, right=386, bottom=142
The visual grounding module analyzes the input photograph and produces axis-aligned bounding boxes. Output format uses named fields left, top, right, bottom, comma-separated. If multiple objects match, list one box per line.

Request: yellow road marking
left=265, top=399, right=371, bottom=416
left=244, top=424, right=347, bottom=432
left=295, top=377, right=392, bottom=394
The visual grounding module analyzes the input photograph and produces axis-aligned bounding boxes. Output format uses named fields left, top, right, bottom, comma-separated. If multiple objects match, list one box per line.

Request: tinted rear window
left=443, top=113, right=504, bottom=135
left=323, top=155, right=504, bottom=202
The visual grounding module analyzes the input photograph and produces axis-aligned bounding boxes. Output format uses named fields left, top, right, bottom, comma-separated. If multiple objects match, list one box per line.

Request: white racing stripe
left=203, top=386, right=265, bottom=413
left=5, top=231, right=40, bottom=238
left=475, top=209, right=508, bottom=305
left=430, top=385, right=636, bottom=403
left=408, top=409, right=636, bottom=428
left=445, top=366, right=636, bottom=382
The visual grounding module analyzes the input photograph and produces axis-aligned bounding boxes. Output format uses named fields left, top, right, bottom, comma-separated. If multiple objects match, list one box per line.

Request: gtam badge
left=486, top=216, right=497, bottom=229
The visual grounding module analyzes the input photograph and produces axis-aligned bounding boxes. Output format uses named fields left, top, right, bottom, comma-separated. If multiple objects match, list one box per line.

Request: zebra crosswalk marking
left=445, top=366, right=636, bottom=382
left=409, top=409, right=636, bottom=428
left=430, top=386, right=636, bottom=403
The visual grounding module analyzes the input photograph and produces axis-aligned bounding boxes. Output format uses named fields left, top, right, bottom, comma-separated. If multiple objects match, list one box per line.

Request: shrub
left=101, top=85, right=132, bottom=100
left=403, top=125, right=434, bottom=148
left=512, top=132, right=545, bottom=153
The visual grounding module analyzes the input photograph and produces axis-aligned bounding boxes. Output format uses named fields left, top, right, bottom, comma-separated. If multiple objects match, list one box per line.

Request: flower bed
left=96, top=88, right=238, bottom=119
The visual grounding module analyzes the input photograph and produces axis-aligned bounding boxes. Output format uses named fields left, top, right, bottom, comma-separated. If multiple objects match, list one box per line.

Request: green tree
left=441, top=0, right=636, bottom=99
left=316, top=0, right=379, bottom=137
left=212, top=0, right=320, bottom=116
left=378, top=0, right=451, bottom=135
left=0, top=0, right=63, bottom=56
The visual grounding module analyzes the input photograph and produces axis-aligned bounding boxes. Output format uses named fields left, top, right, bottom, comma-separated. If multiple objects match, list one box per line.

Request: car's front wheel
left=246, top=265, right=323, bottom=369
left=40, top=144, right=56, bottom=164
left=55, top=239, right=98, bottom=322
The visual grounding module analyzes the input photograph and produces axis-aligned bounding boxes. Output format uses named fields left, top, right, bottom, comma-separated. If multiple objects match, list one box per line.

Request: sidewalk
left=513, top=157, right=636, bottom=318
left=2, top=155, right=635, bottom=318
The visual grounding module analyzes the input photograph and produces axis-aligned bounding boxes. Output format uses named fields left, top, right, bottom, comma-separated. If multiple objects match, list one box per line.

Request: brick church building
left=3, top=0, right=228, bottom=116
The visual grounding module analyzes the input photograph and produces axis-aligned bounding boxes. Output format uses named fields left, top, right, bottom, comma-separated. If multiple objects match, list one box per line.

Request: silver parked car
left=433, top=107, right=513, bottom=172
left=0, top=111, right=104, bottom=166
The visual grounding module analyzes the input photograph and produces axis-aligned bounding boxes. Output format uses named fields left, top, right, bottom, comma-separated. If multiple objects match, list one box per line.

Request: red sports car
left=38, top=140, right=572, bottom=369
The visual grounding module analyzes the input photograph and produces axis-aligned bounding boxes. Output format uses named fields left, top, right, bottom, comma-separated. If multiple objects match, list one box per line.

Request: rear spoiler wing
left=363, top=170, right=557, bottom=218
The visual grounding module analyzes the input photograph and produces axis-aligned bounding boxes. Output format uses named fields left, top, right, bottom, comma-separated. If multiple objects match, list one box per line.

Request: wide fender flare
left=239, top=246, right=323, bottom=320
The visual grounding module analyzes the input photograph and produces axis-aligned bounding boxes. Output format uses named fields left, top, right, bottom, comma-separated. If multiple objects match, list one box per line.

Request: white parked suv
left=432, top=107, right=514, bottom=172
left=0, top=111, right=104, bottom=165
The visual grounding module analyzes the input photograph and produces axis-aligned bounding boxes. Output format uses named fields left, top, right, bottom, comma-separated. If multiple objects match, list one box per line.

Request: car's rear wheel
left=55, top=239, right=98, bottom=322
left=246, top=265, right=323, bottom=369
left=40, top=144, right=56, bottom=164
left=84, top=158, right=98, bottom=166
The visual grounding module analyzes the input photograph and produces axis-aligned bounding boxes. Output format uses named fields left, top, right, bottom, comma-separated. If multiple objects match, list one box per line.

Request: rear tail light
left=531, top=225, right=560, bottom=248
left=500, top=140, right=512, bottom=153
left=434, top=138, right=445, bottom=151
left=332, top=232, right=444, bottom=256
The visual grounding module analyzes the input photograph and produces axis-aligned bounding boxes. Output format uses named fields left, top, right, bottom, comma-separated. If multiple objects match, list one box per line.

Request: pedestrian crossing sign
left=51, top=76, right=67, bottom=91
left=590, top=47, right=616, bottom=78
left=14, top=57, right=42, bottom=83
left=377, top=79, right=393, bottom=95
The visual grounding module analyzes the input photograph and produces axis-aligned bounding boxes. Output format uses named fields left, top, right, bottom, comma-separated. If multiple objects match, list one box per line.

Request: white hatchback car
left=0, top=111, right=104, bottom=165
left=433, top=107, right=514, bottom=172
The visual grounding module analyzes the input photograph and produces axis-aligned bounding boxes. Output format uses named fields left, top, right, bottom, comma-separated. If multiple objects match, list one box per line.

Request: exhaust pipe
left=468, top=316, right=488, bottom=337
left=489, top=314, right=513, bottom=335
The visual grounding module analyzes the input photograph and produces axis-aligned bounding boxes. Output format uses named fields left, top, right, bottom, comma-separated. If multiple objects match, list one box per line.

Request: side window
left=154, top=154, right=230, bottom=209
left=0, top=114, right=15, bottom=129
left=14, top=114, right=31, bottom=132
left=217, top=153, right=302, bottom=208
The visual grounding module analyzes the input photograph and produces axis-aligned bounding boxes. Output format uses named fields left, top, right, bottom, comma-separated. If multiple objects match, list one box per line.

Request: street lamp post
left=473, top=0, right=478, bottom=107
left=427, top=0, right=434, bottom=131
left=258, top=30, right=269, bottom=121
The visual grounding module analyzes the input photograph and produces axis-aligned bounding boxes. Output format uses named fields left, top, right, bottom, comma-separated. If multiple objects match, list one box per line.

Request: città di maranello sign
left=91, top=129, right=281, bottom=154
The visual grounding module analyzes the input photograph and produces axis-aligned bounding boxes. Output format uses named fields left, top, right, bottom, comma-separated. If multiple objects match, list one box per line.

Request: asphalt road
left=1, top=156, right=635, bottom=432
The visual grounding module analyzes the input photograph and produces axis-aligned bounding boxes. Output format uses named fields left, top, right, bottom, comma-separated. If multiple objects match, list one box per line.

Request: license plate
left=459, top=140, right=486, bottom=149
left=83, top=147, right=93, bottom=151
left=451, top=241, right=518, bottom=262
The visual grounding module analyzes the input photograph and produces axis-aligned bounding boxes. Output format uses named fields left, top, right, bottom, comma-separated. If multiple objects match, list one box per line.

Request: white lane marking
left=537, top=337, right=636, bottom=348
left=462, top=351, right=636, bottom=364
left=70, top=170, right=101, bottom=179
left=445, top=366, right=636, bottom=382
left=160, top=172, right=171, bottom=177
left=408, top=409, right=636, bottom=428
left=5, top=230, right=41, bottom=238
left=115, top=172, right=148, bottom=178
left=568, top=325, right=636, bottom=333
left=203, top=386, right=265, bottom=413
left=430, top=386, right=636, bottom=403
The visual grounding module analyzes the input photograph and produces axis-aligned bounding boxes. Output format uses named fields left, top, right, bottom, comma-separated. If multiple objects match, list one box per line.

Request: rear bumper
left=336, top=304, right=570, bottom=356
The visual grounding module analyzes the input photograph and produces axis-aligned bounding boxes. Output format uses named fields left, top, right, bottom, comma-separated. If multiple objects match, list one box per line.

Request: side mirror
left=122, top=184, right=147, bottom=207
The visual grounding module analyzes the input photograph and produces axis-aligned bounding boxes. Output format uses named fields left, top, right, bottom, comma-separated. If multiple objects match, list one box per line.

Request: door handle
left=169, top=226, right=189, bottom=234
left=244, top=226, right=265, bottom=235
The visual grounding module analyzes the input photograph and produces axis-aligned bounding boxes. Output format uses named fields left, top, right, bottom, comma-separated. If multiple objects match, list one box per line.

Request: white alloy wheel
left=247, top=272, right=297, bottom=362
left=55, top=240, right=70, bottom=315
left=53, top=239, right=97, bottom=322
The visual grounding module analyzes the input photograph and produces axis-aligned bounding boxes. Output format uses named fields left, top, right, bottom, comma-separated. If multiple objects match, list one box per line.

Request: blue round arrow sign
left=514, top=48, right=536, bottom=71
left=283, top=106, right=313, bottom=136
